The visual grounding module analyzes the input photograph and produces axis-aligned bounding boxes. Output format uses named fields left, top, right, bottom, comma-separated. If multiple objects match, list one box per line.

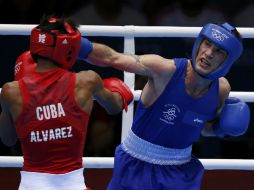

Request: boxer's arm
left=202, top=77, right=231, bottom=136
left=78, top=71, right=130, bottom=115
left=202, top=98, right=250, bottom=138
left=77, top=37, right=175, bottom=78
left=102, top=77, right=133, bottom=112
left=0, top=83, right=18, bottom=146
left=92, top=76, right=126, bottom=115
left=213, top=97, right=250, bottom=138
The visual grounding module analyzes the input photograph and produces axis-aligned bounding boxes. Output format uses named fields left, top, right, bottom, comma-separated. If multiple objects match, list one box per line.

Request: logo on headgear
left=62, top=39, right=68, bottom=44
left=211, top=28, right=228, bottom=42
left=38, top=34, right=46, bottom=44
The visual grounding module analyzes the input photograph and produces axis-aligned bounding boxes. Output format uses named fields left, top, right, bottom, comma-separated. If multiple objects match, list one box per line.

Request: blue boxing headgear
left=191, top=23, right=243, bottom=80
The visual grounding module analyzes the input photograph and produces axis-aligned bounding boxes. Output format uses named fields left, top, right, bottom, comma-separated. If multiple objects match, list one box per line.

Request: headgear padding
left=30, top=19, right=81, bottom=70
left=192, top=23, right=243, bottom=80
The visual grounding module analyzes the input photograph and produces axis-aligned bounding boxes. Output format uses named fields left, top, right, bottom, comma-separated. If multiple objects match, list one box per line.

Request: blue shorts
left=107, top=145, right=204, bottom=190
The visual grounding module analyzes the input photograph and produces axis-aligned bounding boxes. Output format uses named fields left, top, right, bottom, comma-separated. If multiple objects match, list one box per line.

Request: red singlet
left=15, top=68, right=89, bottom=174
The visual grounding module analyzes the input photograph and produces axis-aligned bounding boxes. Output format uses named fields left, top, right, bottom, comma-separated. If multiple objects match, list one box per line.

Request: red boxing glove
left=14, top=51, right=36, bottom=80
left=103, top=77, right=133, bottom=112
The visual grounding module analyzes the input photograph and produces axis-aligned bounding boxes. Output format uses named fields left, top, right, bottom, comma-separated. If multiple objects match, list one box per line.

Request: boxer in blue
left=78, top=23, right=250, bottom=190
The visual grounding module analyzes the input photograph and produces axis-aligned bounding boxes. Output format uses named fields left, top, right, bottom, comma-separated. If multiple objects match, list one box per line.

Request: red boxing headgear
left=30, top=18, right=81, bottom=70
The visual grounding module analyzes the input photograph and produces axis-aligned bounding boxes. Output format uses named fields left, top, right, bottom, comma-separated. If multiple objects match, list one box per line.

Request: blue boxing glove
left=213, top=97, right=250, bottom=138
left=77, top=37, right=93, bottom=60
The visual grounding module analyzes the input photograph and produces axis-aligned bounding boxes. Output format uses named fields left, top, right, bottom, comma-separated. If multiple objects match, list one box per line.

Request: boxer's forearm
left=87, top=43, right=120, bottom=67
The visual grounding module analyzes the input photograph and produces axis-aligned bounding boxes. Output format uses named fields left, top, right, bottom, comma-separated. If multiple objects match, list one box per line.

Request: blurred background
left=0, top=0, right=254, bottom=160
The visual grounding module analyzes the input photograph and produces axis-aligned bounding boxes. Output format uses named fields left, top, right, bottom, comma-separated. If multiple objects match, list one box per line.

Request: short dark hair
left=38, top=14, right=80, bottom=34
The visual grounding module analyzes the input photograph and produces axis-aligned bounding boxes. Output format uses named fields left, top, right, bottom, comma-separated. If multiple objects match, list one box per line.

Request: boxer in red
left=0, top=15, right=133, bottom=190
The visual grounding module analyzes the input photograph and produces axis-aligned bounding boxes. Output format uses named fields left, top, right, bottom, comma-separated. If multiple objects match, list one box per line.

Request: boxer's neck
left=36, top=58, right=58, bottom=72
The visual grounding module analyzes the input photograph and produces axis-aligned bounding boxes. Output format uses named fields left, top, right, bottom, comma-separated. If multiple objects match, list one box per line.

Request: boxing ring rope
left=1, top=156, right=254, bottom=170
left=0, top=24, right=254, bottom=170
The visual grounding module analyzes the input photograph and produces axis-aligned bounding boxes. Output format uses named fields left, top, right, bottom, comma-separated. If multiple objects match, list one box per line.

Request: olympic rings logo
left=211, top=29, right=228, bottom=41
left=163, top=108, right=177, bottom=121
left=160, top=104, right=180, bottom=125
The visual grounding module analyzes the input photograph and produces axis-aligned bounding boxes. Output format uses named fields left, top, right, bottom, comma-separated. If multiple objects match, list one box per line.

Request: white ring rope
left=0, top=156, right=254, bottom=170
left=1, top=90, right=254, bottom=102
left=1, top=25, right=254, bottom=170
left=1, top=24, right=254, bottom=37
left=133, top=90, right=254, bottom=102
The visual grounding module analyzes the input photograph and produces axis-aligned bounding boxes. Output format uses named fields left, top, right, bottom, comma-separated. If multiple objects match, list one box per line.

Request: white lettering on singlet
left=36, top=103, right=66, bottom=121
left=30, top=126, right=73, bottom=143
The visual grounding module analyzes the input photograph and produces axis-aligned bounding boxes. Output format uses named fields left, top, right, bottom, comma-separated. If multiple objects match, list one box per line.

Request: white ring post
left=121, top=25, right=135, bottom=141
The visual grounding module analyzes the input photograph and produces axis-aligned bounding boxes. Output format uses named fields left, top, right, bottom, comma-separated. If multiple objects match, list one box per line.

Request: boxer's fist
left=103, top=78, right=133, bottom=112
left=14, top=51, right=36, bottom=80
left=213, top=97, right=250, bottom=138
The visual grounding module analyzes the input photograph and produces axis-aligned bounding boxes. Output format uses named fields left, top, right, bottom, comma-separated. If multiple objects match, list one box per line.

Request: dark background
left=0, top=0, right=254, bottom=159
